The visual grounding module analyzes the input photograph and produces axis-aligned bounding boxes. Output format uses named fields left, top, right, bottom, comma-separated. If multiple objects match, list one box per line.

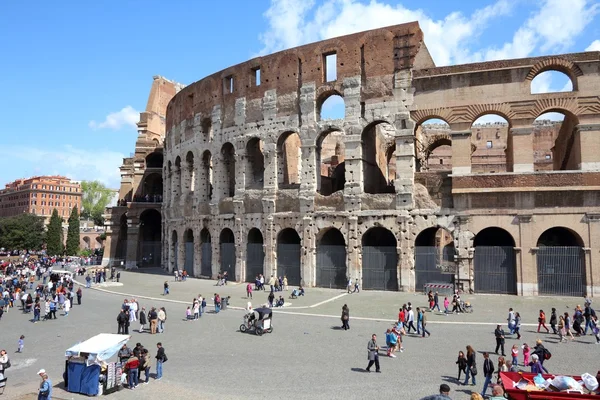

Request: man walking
left=432, top=292, right=440, bottom=312
left=507, top=308, right=515, bottom=335
left=481, top=352, right=495, bottom=398
left=365, top=334, right=380, bottom=373
left=406, top=307, right=416, bottom=334
left=155, top=342, right=167, bottom=380
left=494, top=324, right=506, bottom=356
left=117, top=309, right=127, bottom=334
left=149, top=307, right=158, bottom=334
left=421, top=309, right=431, bottom=337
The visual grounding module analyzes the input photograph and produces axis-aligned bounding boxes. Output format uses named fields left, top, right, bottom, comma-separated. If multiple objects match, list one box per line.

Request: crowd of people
left=117, top=341, right=167, bottom=389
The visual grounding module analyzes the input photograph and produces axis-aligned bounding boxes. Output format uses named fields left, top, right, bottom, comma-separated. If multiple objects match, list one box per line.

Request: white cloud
left=586, top=40, right=600, bottom=51
left=0, top=145, right=124, bottom=188
left=89, top=105, right=139, bottom=130
left=258, top=0, right=598, bottom=66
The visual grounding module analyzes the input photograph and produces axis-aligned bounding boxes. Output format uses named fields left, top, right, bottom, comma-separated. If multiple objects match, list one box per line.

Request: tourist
left=193, top=299, right=200, bottom=320
left=494, top=324, right=506, bottom=356
left=584, top=302, right=596, bottom=335
left=155, top=342, right=166, bottom=380
left=141, top=348, right=151, bottom=384
left=118, top=344, right=132, bottom=364
left=432, top=291, right=440, bottom=312
left=76, top=287, right=82, bottom=305
left=514, top=312, right=522, bottom=339
left=470, top=394, right=483, bottom=400
left=347, top=277, right=353, bottom=294
left=267, top=291, right=274, bottom=308
left=416, top=307, right=423, bottom=334
left=283, top=276, right=288, bottom=291
left=63, top=296, right=70, bottom=316
left=564, top=312, right=575, bottom=340
left=510, top=344, right=519, bottom=366
left=532, top=339, right=550, bottom=373
left=421, top=309, right=431, bottom=338
left=149, top=307, right=158, bottom=334
left=419, top=384, right=452, bottom=400
left=507, top=308, right=515, bottom=334
left=17, top=335, right=24, bottom=353
left=406, top=307, right=416, bottom=334
left=37, top=371, right=52, bottom=400
left=174, top=270, right=179, bottom=282
left=550, top=307, right=558, bottom=334
left=246, top=283, right=252, bottom=299
left=33, top=301, right=40, bottom=323
left=125, top=353, right=140, bottom=389
left=157, top=307, right=166, bottom=333
left=353, top=278, right=359, bottom=293
left=0, top=350, right=9, bottom=378
left=85, top=274, right=91, bottom=288
left=558, top=315, right=566, bottom=342
left=139, top=307, right=147, bottom=333
left=456, top=350, right=467, bottom=382
left=537, top=309, right=549, bottom=333
left=574, top=305, right=585, bottom=335
left=214, top=293, right=221, bottom=313
left=163, top=281, right=169, bottom=296
left=365, top=334, right=380, bottom=373
left=200, top=295, right=206, bottom=316
left=496, top=356, right=508, bottom=383
left=443, top=296, right=449, bottom=314
left=529, top=354, right=544, bottom=374
left=185, top=306, right=192, bottom=320
left=268, top=275, right=275, bottom=292
left=463, top=345, right=476, bottom=386
left=522, top=343, right=530, bottom=366
left=129, top=299, right=138, bottom=322
left=489, top=385, right=506, bottom=400
left=117, top=309, right=128, bottom=334
left=480, top=352, right=495, bottom=398
left=341, top=304, right=349, bottom=330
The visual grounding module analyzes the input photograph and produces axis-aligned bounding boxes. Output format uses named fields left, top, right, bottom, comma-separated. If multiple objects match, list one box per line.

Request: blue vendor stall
left=65, top=333, right=130, bottom=396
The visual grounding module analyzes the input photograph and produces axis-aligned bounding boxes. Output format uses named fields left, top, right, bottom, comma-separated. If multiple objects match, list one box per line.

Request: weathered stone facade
left=160, top=22, right=600, bottom=296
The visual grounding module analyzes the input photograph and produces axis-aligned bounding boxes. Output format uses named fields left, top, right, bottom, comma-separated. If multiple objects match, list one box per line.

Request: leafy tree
left=46, top=209, right=64, bottom=255
left=0, top=213, right=45, bottom=250
left=66, top=206, right=80, bottom=256
left=81, top=180, right=114, bottom=226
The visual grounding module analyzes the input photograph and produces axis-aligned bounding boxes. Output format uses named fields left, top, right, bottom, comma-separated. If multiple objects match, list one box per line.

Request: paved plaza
left=2, top=270, right=600, bottom=399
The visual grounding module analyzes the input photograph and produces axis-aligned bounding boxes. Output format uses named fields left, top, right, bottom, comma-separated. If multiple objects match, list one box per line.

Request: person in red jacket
left=125, top=354, right=140, bottom=389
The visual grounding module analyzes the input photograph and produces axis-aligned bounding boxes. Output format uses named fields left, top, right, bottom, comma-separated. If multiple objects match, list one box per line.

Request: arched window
left=245, top=138, right=265, bottom=189
left=362, top=122, right=396, bottom=194
left=415, top=118, right=451, bottom=172
left=531, top=70, right=573, bottom=94
left=533, top=110, right=579, bottom=171
left=318, top=93, right=345, bottom=121
left=470, top=114, right=509, bottom=174
left=277, top=132, right=301, bottom=188
left=317, top=129, right=345, bottom=196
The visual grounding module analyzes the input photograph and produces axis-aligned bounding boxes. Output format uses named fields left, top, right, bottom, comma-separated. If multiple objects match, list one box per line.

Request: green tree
left=0, top=213, right=45, bottom=250
left=46, top=209, right=64, bottom=255
left=81, top=180, right=114, bottom=226
left=66, top=206, right=80, bottom=256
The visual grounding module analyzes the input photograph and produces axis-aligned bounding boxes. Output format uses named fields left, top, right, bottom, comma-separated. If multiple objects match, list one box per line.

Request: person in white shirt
left=129, top=300, right=138, bottom=322
left=406, top=307, right=416, bottom=333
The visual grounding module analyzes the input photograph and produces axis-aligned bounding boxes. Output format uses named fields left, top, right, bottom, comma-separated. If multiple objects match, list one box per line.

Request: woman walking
left=139, top=307, right=147, bottom=333
left=514, top=312, right=522, bottom=339
left=537, top=309, right=549, bottom=333
left=550, top=308, right=558, bottom=334
left=341, top=304, right=350, bottom=330
left=456, top=350, right=467, bottom=382
left=462, top=345, right=477, bottom=386
left=564, top=312, right=575, bottom=340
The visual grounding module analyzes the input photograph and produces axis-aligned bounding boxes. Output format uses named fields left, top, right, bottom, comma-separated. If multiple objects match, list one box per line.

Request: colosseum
left=105, top=21, right=600, bottom=297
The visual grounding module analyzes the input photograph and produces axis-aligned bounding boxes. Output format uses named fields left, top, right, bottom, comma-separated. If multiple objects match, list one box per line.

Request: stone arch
left=145, top=152, right=163, bottom=168
left=526, top=57, right=583, bottom=90
left=246, top=228, right=265, bottom=282
left=533, top=108, right=580, bottom=171
left=315, top=227, right=347, bottom=288
left=362, top=121, right=396, bottom=194
left=317, top=128, right=345, bottom=195
left=473, top=227, right=517, bottom=294
left=200, top=227, right=212, bottom=277
left=138, top=209, right=161, bottom=268
left=219, top=228, right=236, bottom=280
left=276, top=228, right=302, bottom=286
left=470, top=113, right=511, bottom=173
left=220, top=143, right=236, bottom=198
left=245, top=137, right=265, bottom=189
left=201, top=117, right=212, bottom=141
left=317, top=90, right=345, bottom=121
left=141, top=173, right=163, bottom=201
left=414, top=226, right=455, bottom=290
left=277, top=131, right=302, bottom=188
left=201, top=150, right=213, bottom=202
left=361, top=227, right=398, bottom=291
left=415, top=118, right=451, bottom=172
left=185, top=151, right=195, bottom=193
left=536, top=226, right=585, bottom=296
left=82, top=236, right=91, bottom=249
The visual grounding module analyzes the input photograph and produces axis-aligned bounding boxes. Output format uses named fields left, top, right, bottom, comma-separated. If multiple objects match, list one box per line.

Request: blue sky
left=1, top=0, right=598, bottom=188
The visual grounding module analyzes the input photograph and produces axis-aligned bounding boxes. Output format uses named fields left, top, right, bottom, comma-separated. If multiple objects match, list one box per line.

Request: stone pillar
left=450, top=130, right=472, bottom=175
left=125, top=225, right=139, bottom=270
left=299, top=143, right=317, bottom=213
left=211, top=232, right=219, bottom=278
left=454, top=216, right=473, bottom=293
left=509, top=126, right=535, bottom=173
left=176, top=229, right=185, bottom=273
left=102, top=225, right=115, bottom=266
left=347, top=216, right=359, bottom=280
left=235, top=217, right=244, bottom=282
left=397, top=215, right=411, bottom=292
left=343, top=129, right=363, bottom=212
left=164, top=168, right=171, bottom=206
left=516, top=215, right=535, bottom=296
left=301, top=216, right=314, bottom=287
left=394, top=122, right=416, bottom=209
left=193, top=227, right=201, bottom=277
left=586, top=213, right=600, bottom=296
left=172, top=167, right=181, bottom=205
left=577, top=123, right=600, bottom=171
left=264, top=217, right=275, bottom=277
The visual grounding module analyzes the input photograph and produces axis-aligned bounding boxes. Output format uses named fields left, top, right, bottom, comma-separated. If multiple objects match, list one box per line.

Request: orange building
left=0, top=176, right=82, bottom=222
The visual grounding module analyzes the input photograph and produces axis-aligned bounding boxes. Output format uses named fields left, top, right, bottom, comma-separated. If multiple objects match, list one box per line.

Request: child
left=246, top=283, right=253, bottom=299
left=443, top=297, right=450, bottom=314
left=17, top=335, right=25, bottom=353
left=456, top=350, right=467, bottom=381
left=511, top=344, right=519, bottom=366
left=185, top=306, right=192, bottom=320
left=193, top=301, right=200, bottom=320
left=522, top=343, right=530, bottom=366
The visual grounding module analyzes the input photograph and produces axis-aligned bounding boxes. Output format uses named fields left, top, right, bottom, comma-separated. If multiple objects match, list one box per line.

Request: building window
left=223, top=75, right=234, bottom=94
left=323, top=52, right=337, bottom=82
left=486, top=141, right=493, bottom=149
left=252, top=67, right=261, bottom=87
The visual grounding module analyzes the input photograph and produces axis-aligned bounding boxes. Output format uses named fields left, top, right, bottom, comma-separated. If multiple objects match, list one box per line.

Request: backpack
left=4, top=359, right=11, bottom=369
left=544, top=348, right=552, bottom=360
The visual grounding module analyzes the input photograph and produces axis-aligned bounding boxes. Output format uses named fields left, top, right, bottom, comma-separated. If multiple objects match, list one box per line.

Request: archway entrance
left=184, top=229, right=194, bottom=276
left=246, top=228, right=265, bottom=282
left=361, top=228, right=398, bottom=291
left=537, top=227, right=585, bottom=296
left=219, top=228, right=236, bottom=279
left=277, top=228, right=301, bottom=286
left=473, top=227, right=517, bottom=294
left=316, top=228, right=347, bottom=288
left=414, top=227, right=455, bottom=291
left=200, top=229, right=212, bottom=277
left=171, top=230, right=178, bottom=272
left=139, top=209, right=161, bottom=268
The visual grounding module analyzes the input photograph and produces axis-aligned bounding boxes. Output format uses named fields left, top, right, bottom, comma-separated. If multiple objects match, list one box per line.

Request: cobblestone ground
left=2, top=269, right=599, bottom=400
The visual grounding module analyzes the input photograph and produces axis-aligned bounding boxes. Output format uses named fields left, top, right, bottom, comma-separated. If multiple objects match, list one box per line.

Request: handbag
left=470, top=365, right=478, bottom=376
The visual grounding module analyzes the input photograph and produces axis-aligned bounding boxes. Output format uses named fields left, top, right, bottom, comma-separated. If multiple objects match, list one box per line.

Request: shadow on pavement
left=350, top=367, right=368, bottom=373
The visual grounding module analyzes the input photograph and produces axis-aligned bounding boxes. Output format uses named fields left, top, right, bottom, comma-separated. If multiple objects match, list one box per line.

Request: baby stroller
left=460, top=300, right=473, bottom=313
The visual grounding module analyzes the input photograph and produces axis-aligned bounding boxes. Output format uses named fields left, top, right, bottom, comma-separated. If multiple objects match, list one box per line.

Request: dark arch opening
left=248, top=228, right=264, bottom=244
left=220, top=228, right=235, bottom=244
left=414, top=227, right=454, bottom=290
left=201, top=151, right=213, bottom=202
left=141, top=173, right=163, bottom=202
left=184, top=229, right=194, bottom=242
left=200, top=228, right=211, bottom=243
left=277, top=228, right=301, bottom=244
left=537, top=227, right=583, bottom=247
left=146, top=152, right=163, bottom=168
left=362, top=122, right=396, bottom=194
left=220, top=228, right=236, bottom=279
left=201, top=117, right=212, bottom=141
left=362, top=227, right=397, bottom=247
left=474, top=227, right=515, bottom=247
left=317, top=129, right=346, bottom=196
left=183, top=228, right=194, bottom=276
left=139, top=209, right=161, bottom=268
left=415, top=227, right=454, bottom=247
left=245, top=138, right=265, bottom=189
left=221, top=143, right=235, bottom=197
left=277, top=131, right=301, bottom=188
left=318, top=228, right=346, bottom=246
left=200, top=228, right=212, bottom=277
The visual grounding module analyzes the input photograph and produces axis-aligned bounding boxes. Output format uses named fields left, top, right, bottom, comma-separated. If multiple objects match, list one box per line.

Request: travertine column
left=450, top=130, right=472, bottom=175
left=577, top=123, right=600, bottom=171
left=347, top=216, right=359, bottom=280
left=125, top=225, right=139, bottom=270
left=176, top=231, right=185, bottom=273
left=299, top=143, right=317, bottom=213
left=517, top=215, right=535, bottom=296
left=586, top=213, right=600, bottom=296
left=395, top=126, right=416, bottom=209
left=342, top=131, right=362, bottom=212
left=509, top=126, right=534, bottom=173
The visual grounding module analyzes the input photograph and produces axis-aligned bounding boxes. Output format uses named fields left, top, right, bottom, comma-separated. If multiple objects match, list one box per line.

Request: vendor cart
left=500, top=371, right=599, bottom=400
left=64, top=333, right=131, bottom=396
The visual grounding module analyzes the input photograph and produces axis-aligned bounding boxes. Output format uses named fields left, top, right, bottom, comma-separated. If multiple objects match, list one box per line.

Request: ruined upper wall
left=166, top=22, right=425, bottom=130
